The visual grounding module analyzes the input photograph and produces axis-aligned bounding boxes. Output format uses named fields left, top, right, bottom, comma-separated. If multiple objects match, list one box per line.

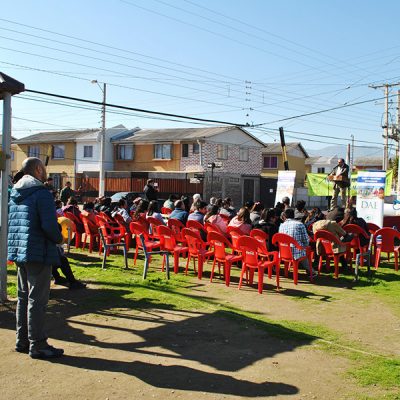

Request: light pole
left=91, top=80, right=106, bottom=197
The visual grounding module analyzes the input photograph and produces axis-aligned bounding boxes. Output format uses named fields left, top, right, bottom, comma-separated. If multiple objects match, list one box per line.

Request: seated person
left=163, top=194, right=177, bottom=211
left=81, top=201, right=97, bottom=225
left=250, top=202, right=264, bottom=226
left=187, top=201, right=208, bottom=224
left=53, top=247, right=86, bottom=290
left=55, top=199, right=64, bottom=218
left=254, top=208, right=279, bottom=251
left=228, top=207, right=252, bottom=235
left=204, top=205, right=227, bottom=234
left=340, top=208, right=370, bottom=247
left=169, top=200, right=189, bottom=225
left=62, top=197, right=84, bottom=234
left=146, top=200, right=165, bottom=225
left=294, top=200, right=308, bottom=223
left=112, top=198, right=132, bottom=224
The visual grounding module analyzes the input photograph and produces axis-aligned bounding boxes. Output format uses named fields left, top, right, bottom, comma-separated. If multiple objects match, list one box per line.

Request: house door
left=243, top=179, right=255, bottom=203
left=260, top=177, right=278, bottom=208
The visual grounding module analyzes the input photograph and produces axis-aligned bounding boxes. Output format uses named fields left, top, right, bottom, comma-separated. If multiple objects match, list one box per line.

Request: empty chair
left=374, top=227, right=400, bottom=271
left=130, top=221, right=160, bottom=267
left=208, top=231, right=242, bottom=286
left=182, top=228, right=213, bottom=279
left=237, top=236, right=279, bottom=294
left=157, top=225, right=188, bottom=273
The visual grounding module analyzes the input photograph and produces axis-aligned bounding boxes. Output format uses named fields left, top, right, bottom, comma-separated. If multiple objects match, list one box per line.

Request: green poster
left=307, top=170, right=393, bottom=197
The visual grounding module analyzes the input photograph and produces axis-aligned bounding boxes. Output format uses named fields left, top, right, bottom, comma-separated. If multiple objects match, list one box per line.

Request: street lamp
left=91, top=80, right=106, bottom=197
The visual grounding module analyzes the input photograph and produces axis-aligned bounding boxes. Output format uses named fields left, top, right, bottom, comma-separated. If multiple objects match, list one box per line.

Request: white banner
left=356, top=170, right=386, bottom=227
left=275, top=170, right=296, bottom=206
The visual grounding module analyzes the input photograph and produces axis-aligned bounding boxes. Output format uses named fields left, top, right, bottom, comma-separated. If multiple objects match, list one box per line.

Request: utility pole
left=370, top=82, right=400, bottom=170
left=92, top=80, right=106, bottom=197
left=397, top=90, right=400, bottom=198
left=0, top=72, right=24, bottom=302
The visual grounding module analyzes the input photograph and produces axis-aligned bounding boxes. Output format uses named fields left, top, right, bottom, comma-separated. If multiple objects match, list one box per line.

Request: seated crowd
left=55, top=189, right=374, bottom=285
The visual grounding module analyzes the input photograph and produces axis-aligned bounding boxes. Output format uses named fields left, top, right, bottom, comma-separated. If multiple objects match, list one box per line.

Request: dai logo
left=361, top=200, right=377, bottom=209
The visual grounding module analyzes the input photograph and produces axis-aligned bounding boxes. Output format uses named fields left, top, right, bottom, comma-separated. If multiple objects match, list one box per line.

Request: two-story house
left=260, top=142, right=309, bottom=206
left=112, top=126, right=265, bottom=205
left=13, top=125, right=131, bottom=190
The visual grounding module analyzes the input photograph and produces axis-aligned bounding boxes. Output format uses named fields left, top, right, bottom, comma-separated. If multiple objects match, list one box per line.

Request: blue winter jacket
left=8, top=175, right=62, bottom=265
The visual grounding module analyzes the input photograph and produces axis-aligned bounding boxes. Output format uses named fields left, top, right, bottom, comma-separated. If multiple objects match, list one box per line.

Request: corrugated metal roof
left=16, top=129, right=99, bottom=143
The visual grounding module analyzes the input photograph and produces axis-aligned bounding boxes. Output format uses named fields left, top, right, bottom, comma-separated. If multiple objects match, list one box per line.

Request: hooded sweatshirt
left=8, top=175, right=62, bottom=265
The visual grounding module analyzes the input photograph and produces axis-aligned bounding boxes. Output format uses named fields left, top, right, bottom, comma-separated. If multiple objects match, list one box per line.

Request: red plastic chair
left=130, top=221, right=160, bottom=266
left=250, top=229, right=271, bottom=259
left=97, top=223, right=128, bottom=270
left=314, top=230, right=347, bottom=278
left=147, top=216, right=165, bottom=240
left=237, top=236, right=279, bottom=294
left=112, top=213, right=132, bottom=250
left=204, top=221, right=224, bottom=236
left=374, top=227, right=400, bottom=270
left=80, top=215, right=99, bottom=253
left=182, top=228, right=213, bottom=279
left=343, top=224, right=370, bottom=268
left=161, top=207, right=173, bottom=215
left=207, top=231, right=242, bottom=286
left=167, top=218, right=187, bottom=245
left=157, top=225, right=188, bottom=274
left=63, top=211, right=82, bottom=248
left=272, top=233, right=313, bottom=284
left=187, top=219, right=207, bottom=238
left=367, top=222, right=380, bottom=235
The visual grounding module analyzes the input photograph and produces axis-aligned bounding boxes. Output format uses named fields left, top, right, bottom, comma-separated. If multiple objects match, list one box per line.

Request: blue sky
left=2, top=0, right=400, bottom=155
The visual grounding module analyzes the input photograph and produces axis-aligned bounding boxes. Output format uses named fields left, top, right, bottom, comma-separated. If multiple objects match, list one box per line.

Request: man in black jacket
left=329, top=158, right=350, bottom=210
left=143, top=179, right=158, bottom=201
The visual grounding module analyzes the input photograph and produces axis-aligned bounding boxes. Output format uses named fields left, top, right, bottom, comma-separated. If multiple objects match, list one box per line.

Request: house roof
left=262, top=142, right=309, bottom=158
left=112, top=126, right=265, bottom=146
left=305, top=155, right=337, bottom=165
left=354, top=157, right=383, bottom=167
left=16, top=129, right=99, bottom=144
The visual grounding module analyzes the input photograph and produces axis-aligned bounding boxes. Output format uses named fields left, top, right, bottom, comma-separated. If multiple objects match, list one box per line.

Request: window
left=11, top=151, right=14, bottom=161
left=182, top=143, right=189, bottom=158
left=28, top=145, right=40, bottom=158
left=154, top=144, right=172, bottom=159
left=239, top=147, right=249, bottom=162
left=317, top=167, right=325, bottom=173
left=83, top=145, right=93, bottom=158
left=263, top=155, right=278, bottom=169
left=52, top=144, right=65, bottom=160
left=217, top=144, right=228, bottom=159
left=192, top=142, right=200, bottom=154
left=117, top=144, right=134, bottom=160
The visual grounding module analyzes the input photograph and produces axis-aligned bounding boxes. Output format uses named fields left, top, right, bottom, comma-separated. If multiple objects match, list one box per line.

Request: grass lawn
left=5, top=248, right=400, bottom=399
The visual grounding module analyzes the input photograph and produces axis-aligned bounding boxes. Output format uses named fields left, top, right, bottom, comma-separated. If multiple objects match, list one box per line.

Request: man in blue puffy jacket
left=8, top=157, right=64, bottom=359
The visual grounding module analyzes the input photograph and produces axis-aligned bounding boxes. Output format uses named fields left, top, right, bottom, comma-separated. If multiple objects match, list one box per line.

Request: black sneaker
left=54, top=277, right=68, bottom=285
left=29, top=345, right=64, bottom=359
left=15, top=345, right=29, bottom=354
left=69, top=281, right=87, bottom=290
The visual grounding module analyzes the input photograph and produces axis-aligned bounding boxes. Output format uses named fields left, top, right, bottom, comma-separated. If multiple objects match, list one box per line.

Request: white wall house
left=75, top=125, right=134, bottom=173
left=306, top=155, right=338, bottom=174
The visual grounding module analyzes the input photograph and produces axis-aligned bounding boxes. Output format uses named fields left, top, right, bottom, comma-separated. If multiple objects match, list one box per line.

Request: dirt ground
left=1, top=271, right=399, bottom=399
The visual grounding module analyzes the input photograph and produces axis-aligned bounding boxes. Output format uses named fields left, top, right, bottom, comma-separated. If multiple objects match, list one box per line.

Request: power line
left=23, top=89, right=247, bottom=127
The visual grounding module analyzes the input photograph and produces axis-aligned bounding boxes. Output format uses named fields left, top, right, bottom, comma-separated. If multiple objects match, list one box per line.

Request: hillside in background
left=307, top=145, right=384, bottom=160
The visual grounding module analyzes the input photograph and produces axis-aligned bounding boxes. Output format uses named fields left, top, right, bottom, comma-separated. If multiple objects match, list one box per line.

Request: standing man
left=60, top=181, right=74, bottom=206
left=8, top=157, right=64, bottom=359
left=329, top=158, right=350, bottom=210
left=143, top=179, right=158, bottom=202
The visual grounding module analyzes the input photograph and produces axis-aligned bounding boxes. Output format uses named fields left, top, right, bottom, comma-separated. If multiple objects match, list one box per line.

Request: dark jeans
left=52, top=255, right=76, bottom=283
left=16, top=262, right=52, bottom=351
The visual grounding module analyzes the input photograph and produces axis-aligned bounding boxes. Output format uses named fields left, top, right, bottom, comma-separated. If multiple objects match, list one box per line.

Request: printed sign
left=275, top=170, right=296, bottom=206
left=356, top=170, right=386, bottom=227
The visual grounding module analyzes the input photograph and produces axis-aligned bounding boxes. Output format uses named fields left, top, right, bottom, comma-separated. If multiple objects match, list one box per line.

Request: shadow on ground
left=0, top=281, right=319, bottom=397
